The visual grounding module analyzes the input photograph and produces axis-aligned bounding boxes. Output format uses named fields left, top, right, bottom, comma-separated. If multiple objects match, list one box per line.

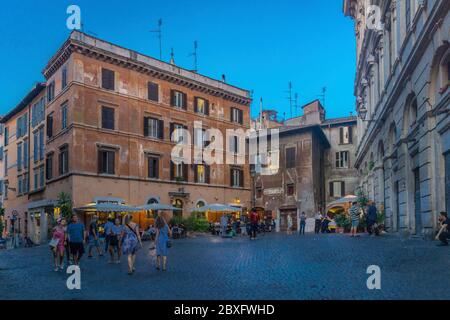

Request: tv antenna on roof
left=188, top=41, right=198, bottom=72
left=285, top=82, right=296, bottom=118
left=80, top=23, right=97, bottom=36
left=318, top=86, right=327, bottom=107
left=150, top=19, right=163, bottom=60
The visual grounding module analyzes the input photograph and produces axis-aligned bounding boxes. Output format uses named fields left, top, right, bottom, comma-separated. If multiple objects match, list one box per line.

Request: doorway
left=279, top=210, right=297, bottom=232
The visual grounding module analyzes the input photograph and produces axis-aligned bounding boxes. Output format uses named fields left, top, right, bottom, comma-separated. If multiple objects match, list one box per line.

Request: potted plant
left=335, top=214, right=350, bottom=233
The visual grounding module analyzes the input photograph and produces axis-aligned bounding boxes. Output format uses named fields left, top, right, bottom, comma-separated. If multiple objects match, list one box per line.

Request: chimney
left=222, top=74, right=226, bottom=83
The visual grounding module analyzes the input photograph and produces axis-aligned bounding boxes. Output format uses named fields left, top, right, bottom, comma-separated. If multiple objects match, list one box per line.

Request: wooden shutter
left=205, top=165, right=210, bottom=184
left=205, top=100, right=210, bottom=116
left=183, top=163, right=188, bottom=182
left=194, top=165, right=198, bottom=183
left=47, top=115, right=53, bottom=138
left=102, top=68, right=115, bottom=90
left=194, top=97, right=198, bottom=113
left=170, top=90, right=176, bottom=107
left=170, top=161, right=175, bottom=180
left=98, top=150, right=103, bottom=174
left=143, top=117, right=149, bottom=137
left=182, top=93, right=188, bottom=110
left=148, top=82, right=159, bottom=102
left=348, top=126, right=353, bottom=144
left=339, top=127, right=344, bottom=144
left=230, top=168, right=234, bottom=187
left=170, top=123, right=175, bottom=141
left=341, top=181, right=346, bottom=197
left=330, top=182, right=334, bottom=197
left=230, top=108, right=234, bottom=122
left=158, top=120, right=164, bottom=140
left=239, top=110, right=243, bottom=125
left=108, top=151, right=115, bottom=174
left=154, top=158, right=159, bottom=179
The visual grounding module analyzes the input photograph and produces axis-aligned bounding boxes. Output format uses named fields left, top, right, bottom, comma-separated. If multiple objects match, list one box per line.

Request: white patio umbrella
left=327, top=195, right=358, bottom=208
left=138, top=204, right=179, bottom=211
left=191, top=204, right=242, bottom=213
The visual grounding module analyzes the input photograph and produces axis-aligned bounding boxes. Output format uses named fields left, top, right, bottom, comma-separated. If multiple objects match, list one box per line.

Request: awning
left=138, top=204, right=179, bottom=211
left=73, top=203, right=140, bottom=213
left=326, top=195, right=357, bottom=208
left=191, top=204, right=242, bottom=213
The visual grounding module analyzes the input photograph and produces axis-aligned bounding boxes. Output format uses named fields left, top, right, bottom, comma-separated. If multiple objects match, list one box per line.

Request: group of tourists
left=49, top=213, right=172, bottom=275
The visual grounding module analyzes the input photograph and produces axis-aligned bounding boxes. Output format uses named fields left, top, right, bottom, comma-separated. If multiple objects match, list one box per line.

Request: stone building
left=1, top=31, right=252, bottom=243
left=344, top=0, right=449, bottom=237
left=253, top=100, right=359, bottom=232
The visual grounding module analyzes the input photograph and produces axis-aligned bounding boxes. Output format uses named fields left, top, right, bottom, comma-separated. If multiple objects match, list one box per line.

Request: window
left=101, top=106, right=115, bottom=130
left=24, top=173, right=29, bottom=194
left=285, top=147, right=296, bottom=168
left=339, top=126, right=353, bottom=144
left=148, top=156, right=160, bottom=179
left=34, top=131, right=39, bottom=162
left=17, top=143, right=22, bottom=172
left=336, top=151, right=349, bottom=168
left=148, top=82, right=159, bottom=102
left=39, top=166, right=45, bottom=188
left=144, top=117, right=163, bottom=139
left=231, top=108, right=243, bottom=124
left=4, top=127, right=9, bottom=146
left=405, top=0, right=411, bottom=30
left=330, top=181, right=345, bottom=198
left=287, top=184, right=295, bottom=196
left=4, top=182, right=8, bottom=199
left=98, top=149, right=115, bottom=175
left=32, top=98, right=45, bottom=127
left=47, top=81, right=55, bottom=103
left=256, top=187, right=263, bottom=199
left=61, top=103, right=68, bottom=130
left=194, top=128, right=206, bottom=148
left=23, top=139, right=29, bottom=169
left=18, top=175, right=23, bottom=195
left=47, top=114, right=54, bottom=138
left=0, top=146, right=3, bottom=161
left=171, top=123, right=186, bottom=144
left=4, top=151, right=8, bottom=176
left=59, top=145, right=69, bottom=175
left=39, top=127, right=44, bottom=161
left=229, top=135, right=239, bottom=154
left=62, top=65, right=68, bottom=90
left=17, top=113, right=28, bottom=138
left=171, top=161, right=188, bottom=182
left=194, top=97, right=209, bottom=115
left=171, top=90, right=187, bottom=109
left=102, top=68, right=115, bottom=91
left=230, top=168, right=243, bottom=188
left=194, top=164, right=210, bottom=184
left=34, top=169, right=39, bottom=190
left=46, top=154, right=53, bottom=180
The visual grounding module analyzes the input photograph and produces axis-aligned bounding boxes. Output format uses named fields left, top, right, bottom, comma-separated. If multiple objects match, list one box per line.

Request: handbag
left=49, top=238, right=59, bottom=249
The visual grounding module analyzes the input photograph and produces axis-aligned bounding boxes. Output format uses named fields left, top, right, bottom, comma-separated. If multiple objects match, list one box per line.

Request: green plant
left=335, top=214, right=351, bottom=229
left=357, top=190, right=369, bottom=208
left=377, top=210, right=386, bottom=225
left=57, top=192, right=73, bottom=220
left=0, top=208, right=4, bottom=217
left=170, top=214, right=210, bottom=233
left=369, top=161, right=375, bottom=171
left=0, top=219, right=4, bottom=237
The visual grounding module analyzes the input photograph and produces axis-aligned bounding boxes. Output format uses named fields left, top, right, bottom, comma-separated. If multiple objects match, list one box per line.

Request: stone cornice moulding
left=42, top=32, right=251, bottom=107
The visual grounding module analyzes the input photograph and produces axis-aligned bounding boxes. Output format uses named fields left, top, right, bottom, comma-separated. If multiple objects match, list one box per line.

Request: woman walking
left=51, top=218, right=67, bottom=271
left=155, top=215, right=172, bottom=272
left=121, top=215, right=142, bottom=275
left=108, top=218, right=123, bottom=264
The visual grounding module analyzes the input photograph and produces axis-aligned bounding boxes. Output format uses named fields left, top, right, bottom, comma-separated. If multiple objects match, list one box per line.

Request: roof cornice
left=43, top=32, right=251, bottom=106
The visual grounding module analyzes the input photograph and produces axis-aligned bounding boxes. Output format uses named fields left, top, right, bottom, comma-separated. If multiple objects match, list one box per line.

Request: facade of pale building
left=344, top=0, right=449, bottom=237
left=1, top=31, right=252, bottom=243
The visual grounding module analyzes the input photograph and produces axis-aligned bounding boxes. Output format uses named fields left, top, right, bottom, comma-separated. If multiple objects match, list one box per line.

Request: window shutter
left=239, top=110, right=243, bottom=125
left=205, top=100, right=210, bottom=116
left=230, top=168, right=234, bottom=187
left=102, top=68, right=115, bottom=90
left=182, top=93, right=188, bottom=110
left=109, top=152, right=115, bottom=175
left=154, top=158, right=159, bottom=179
left=183, top=163, right=188, bottom=182
left=348, top=126, right=353, bottom=144
left=170, top=123, right=175, bottom=141
left=239, top=169, right=244, bottom=187
left=47, top=115, right=53, bottom=138
left=143, top=117, right=149, bottom=137
left=170, top=161, right=174, bottom=180
left=330, top=182, right=334, bottom=197
left=23, top=114, right=28, bottom=135
left=98, top=151, right=103, bottom=174
left=194, top=165, right=198, bottom=183
left=339, top=127, right=344, bottom=144
left=158, top=120, right=164, bottom=140
left=170, top=90, right=175, bottom=107
left=341, top=181, right=346, bottom=197
left=205, top=165, right=210, bottom=184
left=230, top=108, right=234, bottom=122
left=194, top=97, right=198, bottom=113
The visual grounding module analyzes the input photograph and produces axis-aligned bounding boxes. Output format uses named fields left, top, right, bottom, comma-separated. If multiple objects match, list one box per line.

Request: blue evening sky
left=0, top=0, right=356, bottom=120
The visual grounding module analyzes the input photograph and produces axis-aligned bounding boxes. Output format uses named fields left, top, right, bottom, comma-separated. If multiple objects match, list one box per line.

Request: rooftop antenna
left=318, top=86, right=327, bottom=107
left=150, top=19, right=163, bottom=60
left=80, top=23, right=97, bottom=36
left=294, top=93, right=300, bottom=117
left=188, top=41, right=198, bottom=72
left=285, top=82, right=295, bottom=118
left=170, top=48, right=175, bottom=64
left=259, top=97, right=264, bottom=130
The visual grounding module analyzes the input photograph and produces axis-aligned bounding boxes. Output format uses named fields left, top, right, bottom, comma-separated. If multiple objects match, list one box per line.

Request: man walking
left=436, top=212, right=450, bottom=246
left=299, top=212, right=307, bottom=235
left=250, top=209, right=259, bottom=240
left=314, top=212, right=323, bottom=234
left=366, top=201, right=378, bottom=236
left=66, top=215, right=86, bottom=266
left=87, top=215, right=103, bottom=258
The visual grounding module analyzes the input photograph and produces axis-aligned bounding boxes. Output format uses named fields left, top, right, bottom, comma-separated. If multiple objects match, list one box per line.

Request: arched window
left=429, top=46, right=450, bottom=105
left=388, top=122, right=397, bottom=157
left=147, top=197, right=159, bottom=205
left=196, top=200, right=206, bottom=208
left=403, top=93, right=418, bottom=134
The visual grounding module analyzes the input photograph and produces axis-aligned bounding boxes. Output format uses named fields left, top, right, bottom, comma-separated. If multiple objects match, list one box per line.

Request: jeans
left=315, top=220, right=321, bottom=234
left=250, top=223, right=258, bottom=239
left=300, top=222, right=306, bottom=235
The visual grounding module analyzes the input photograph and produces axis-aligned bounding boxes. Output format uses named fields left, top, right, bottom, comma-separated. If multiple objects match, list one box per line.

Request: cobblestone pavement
left=1, top=232, right=450, bottom=300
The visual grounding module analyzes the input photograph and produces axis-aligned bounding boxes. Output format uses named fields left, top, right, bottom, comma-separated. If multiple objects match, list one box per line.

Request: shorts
left=351, top=220, right=359, bottom=228
left=69, top=242, right=85, bottom=257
